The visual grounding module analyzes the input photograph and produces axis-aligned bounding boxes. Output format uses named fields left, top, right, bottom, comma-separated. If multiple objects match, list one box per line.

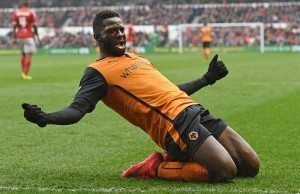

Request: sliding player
left=22, top=10, right=259, bottom=183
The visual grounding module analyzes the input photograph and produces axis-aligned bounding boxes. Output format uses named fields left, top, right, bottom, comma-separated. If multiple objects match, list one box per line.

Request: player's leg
left=217, top=126, right=260, bottom=177
left=24, top=53, right=32, bottom=75
left=157, top=159, right=210, bottom=182
left=122, top=144, right=235, bottom=183
left=23, top=38, right=36, bottom=79
left=122, top=151, right=210, bottom=182
left=21, top=53, right=32, bottom=80
left=190, top=132, right=237, bottom=182
left=21, top=53, right=26, bottom=78
left=158, top=105, right=236, bottom=182
left=20, top=39, right=27, bottom=78
left=157, top=135, right=237, bottom=182
left=199, top=107, right=260, bottom=177
left=202, top=43, right=206, bottom=60
left=202, top=42, right=210, bottom=60
left=204, top=48, right=210, bottom=59
left=122, top=105, right=236, bottom=183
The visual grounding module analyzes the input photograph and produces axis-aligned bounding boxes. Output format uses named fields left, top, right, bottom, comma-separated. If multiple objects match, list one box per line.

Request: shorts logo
left=189, top=131, right=199, bottom=141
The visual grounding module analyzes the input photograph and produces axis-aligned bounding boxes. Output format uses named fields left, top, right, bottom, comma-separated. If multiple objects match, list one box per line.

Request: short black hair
left=22, top=0, right=30, bottom=7
left=93, top=10, right=120, bottom=34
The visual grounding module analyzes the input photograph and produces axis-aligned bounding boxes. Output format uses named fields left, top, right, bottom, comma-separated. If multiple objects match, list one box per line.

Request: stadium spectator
left=12, top=1, right=40, bottom=80
left=200, top=22, right=213, bottom=60
left=22, top=10, right=260, bottom=183
left=0, top=1, right=298, bottom=49
left=0, top=0, right=295, bottom=8
left=40, top=30, right=94, bottom=48
left=125, top=22, right=136, bottom=53
left=1, top=2, right=299, bottom=27
left=0, top=35, right=12, bottom=49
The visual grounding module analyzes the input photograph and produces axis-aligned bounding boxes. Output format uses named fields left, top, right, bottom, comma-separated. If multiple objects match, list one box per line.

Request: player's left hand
left=22, top=103, right=47, bottom=127
left=34, top=36, right=42, bottom=47
left=204, top=54, right=229, bottom=85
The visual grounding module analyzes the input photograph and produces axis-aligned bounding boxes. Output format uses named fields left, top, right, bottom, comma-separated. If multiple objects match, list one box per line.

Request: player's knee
left=210, top=158, right=237, bottom=183
left=219, top=159, right=237, bottom=181
left=236, top=148, right=260, bottom=177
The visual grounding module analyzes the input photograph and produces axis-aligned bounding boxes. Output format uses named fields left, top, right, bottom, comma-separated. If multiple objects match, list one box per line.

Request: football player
left=22, top=10, right=259, bottom=183
left=12, top=1, right=40, bottom=80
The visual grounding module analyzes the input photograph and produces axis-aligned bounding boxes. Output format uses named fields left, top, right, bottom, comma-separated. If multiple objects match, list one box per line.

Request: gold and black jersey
left=89, top=53, right=197, bottom=149
left=201, top=26, right=213, bottom=42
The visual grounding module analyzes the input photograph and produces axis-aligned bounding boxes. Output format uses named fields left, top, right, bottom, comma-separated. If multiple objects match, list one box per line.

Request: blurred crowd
left=183, top=26, right=298, bottom=47
left=0, top=1, right=299, bottom=49
left=0, top=31, right=94, bottom=49
left=1, top=3, right=299, bottom=27
left=0, top=0, right=293, bottom=8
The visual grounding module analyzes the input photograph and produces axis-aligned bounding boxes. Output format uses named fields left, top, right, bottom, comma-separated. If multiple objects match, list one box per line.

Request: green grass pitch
left=0, top=51, right=299, bottom=193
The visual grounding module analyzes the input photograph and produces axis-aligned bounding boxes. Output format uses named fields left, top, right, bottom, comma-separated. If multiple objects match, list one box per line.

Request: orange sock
left=157, top=162, right=209, bottom=182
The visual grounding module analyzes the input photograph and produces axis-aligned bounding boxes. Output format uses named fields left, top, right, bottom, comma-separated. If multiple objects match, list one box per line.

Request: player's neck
left=99, top=53, right=107, bottom=59
left=99, top=49, right=124, bottom=59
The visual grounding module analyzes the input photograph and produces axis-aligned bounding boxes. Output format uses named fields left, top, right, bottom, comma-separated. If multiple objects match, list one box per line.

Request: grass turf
left=0, top=51, right=299, bottom=193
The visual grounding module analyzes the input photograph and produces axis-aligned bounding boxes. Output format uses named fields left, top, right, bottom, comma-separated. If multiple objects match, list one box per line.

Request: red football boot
left=121, top=152, right=163, bottom=179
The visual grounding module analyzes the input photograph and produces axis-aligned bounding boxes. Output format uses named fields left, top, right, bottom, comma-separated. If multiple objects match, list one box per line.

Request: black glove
left=22, top=103, right=48, bottom=127
left=203, top=54, right=229, bottom=85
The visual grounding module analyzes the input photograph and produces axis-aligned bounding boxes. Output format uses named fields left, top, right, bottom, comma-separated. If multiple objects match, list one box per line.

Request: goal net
left=177, top=22, right=265, bottom=54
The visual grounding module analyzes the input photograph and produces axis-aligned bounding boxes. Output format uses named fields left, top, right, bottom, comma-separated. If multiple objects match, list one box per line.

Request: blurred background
left=0, top=0, right=299, bottom=54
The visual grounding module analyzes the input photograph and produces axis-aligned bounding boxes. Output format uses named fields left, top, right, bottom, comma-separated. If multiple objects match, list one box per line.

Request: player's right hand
left=204, top=54, right=229, bottom=85
left=22, top=103, right=47, bottom=127
left=34, top=36, right=42, bottom=47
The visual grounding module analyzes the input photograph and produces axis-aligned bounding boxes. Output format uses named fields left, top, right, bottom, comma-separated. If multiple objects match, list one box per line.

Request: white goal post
left=178, top=22, right=265, bottom=53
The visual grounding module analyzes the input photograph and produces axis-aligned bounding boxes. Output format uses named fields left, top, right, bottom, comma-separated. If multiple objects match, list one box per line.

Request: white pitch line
left=0, top=185, right=296, bottom=193
left=232, top=82, right=300, bottom=86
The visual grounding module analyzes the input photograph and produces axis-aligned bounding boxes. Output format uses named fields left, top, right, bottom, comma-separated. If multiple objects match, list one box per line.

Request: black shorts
left=164, top=104, right=228, bottom=162
left=202, top=42, right=211, bottom=48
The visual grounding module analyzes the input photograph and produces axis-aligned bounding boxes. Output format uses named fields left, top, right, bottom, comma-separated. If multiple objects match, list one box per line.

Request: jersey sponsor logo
left=189, top=131, right=199, bottom=141
left=120, top=60, right=152, bottom=78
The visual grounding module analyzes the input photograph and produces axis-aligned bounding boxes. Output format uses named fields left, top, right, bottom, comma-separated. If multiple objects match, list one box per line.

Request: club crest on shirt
left=189, top=131, right=199, bottom=141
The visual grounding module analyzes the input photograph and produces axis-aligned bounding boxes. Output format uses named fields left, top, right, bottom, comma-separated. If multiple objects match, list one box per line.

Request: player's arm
left=12, top=25, right=17, bottom=43
left=31, top=11, right=41, bottom=44
left=22, top=67, right=108, bottom=127
left=177, top=54, right=228, bottom=96
left=33, top=24, right=41, bottom=44
left=12, top=13, right=17, bottom=43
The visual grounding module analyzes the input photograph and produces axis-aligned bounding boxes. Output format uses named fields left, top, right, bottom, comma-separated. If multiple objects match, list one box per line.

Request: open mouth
left=116, top=42, right=125, bottom=49
left=115, top=40, right=126, bottom=49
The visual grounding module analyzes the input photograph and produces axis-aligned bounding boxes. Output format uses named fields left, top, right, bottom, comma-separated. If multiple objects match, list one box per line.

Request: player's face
left=99, top=17, right=126, bottom=56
